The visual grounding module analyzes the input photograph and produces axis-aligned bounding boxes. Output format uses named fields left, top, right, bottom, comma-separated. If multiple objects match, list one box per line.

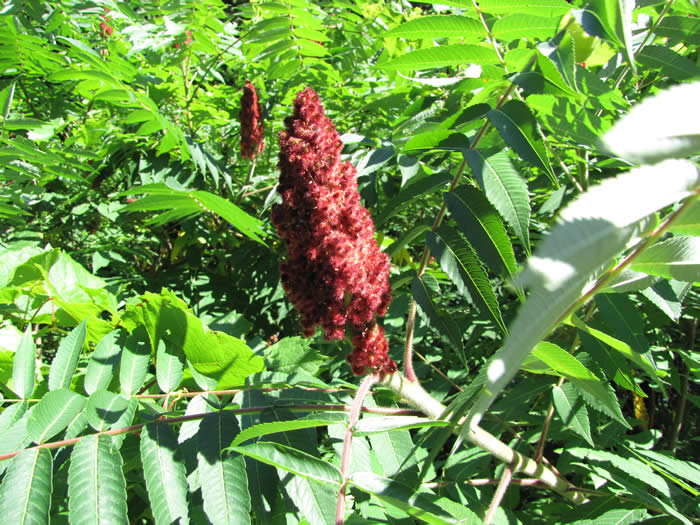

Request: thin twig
left=485, top=463, right=514, bottom=524
left=671, top=317, right=696, bottom=451
left=414, top=350, right=464, bottom=392
left=336, top=374, right=379, bottom=525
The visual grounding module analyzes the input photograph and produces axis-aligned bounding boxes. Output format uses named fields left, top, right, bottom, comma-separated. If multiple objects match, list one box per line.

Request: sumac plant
left=0, top=1, right=698, bottom=524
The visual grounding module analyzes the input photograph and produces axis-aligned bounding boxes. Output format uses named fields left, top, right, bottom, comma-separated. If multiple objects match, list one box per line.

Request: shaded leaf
left=0, top=448, right=52, bottom=525
left=85, top=390, right=130, bottom=432
left=68, top=435, right=128, bottom=525
left=411, top=275, right=465, bottom=362
left=348, top=472, right=458, bottom=525
left=445, top=185, right=517, bottom=278
left=487, top=100, right=556, bottom=185
left=533, top=342, right=630, bottom=428
left=552, top=383, right=594, bottom=446
left=155, top=338, right=184, bottom=393
left=427, top=225, right=506, bottom=333
left=119, top=326, right=151, bottom=395
left=463, top=149, right=531, bottom=254
left=232, top=441, right=342, bottom=485
left=637, top=45, right=700, bottom=82
left=140, top=423, right=190, bottom=525
left=198, top=412, right=251, bottom=525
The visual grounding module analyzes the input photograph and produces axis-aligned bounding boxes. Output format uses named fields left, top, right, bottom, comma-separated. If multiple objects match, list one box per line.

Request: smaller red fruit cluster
left=174, top=30, right=192, bottom=49
left=99, top=8, right=113, bottom=37
left=271, top=88, right=395, bottom=376
left=239, top=81, right=265, bottom=160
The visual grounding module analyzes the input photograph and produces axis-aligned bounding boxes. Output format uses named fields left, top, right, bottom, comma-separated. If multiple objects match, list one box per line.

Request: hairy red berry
left=239, top=81, right=265, bottom=160
left=272, top=88, right=395, bottom=375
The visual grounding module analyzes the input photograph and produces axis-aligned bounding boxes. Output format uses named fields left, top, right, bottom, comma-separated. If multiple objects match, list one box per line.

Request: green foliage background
left=0, top=0, right=698, bottom=523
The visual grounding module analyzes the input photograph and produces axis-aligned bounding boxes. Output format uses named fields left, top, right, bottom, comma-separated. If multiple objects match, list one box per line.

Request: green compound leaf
left=427, top=225, right=506, bottom=333
left=668, top=199, right=700, bottom=236
left=27, top=389, right=87, bottom=444
left=476, top=0, right=571, bottom=16
left=232, top=414, right=346, bottom=448
left=600, top=80, right=700, bottom=165
left=0, top=448, right=53, bottom=525
left=487, top=100, right=556, bottom=186
left=637, top=45, right=700, bottom=82
left=198, top=412, right=251, bottom=525
left=123, top=290, right=264, bottom=389
left=492, top=14, right=559, bottom=43
left=141, top=423, right=190, bottom=525
left=122, top=184, right=266, bottom=245
left=68, top=435, right=128, bottom=525
left=463, top=149, right=531, bottom=254
left=48, top=319, right=87, bottom=391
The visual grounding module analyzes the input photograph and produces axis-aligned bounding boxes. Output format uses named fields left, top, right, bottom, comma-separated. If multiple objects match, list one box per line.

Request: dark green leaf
left=487, top=100, right=556, bottom=185
left=411, top=275, right=465, bottom=361
left=198, top=412, right=251, bottom=525
left=0, top=448, right=52, bottom=524
left=637, top=45, right=700, bottom=82
left=68, top=435, right=128, bottom=525
left=140, top=423, right=190, bottom=525
left=445, top=185, right=517, bottom=278
left=232, top=441, right=342, bottom=485
left=348, top=472, right=458, bottom=525
left=427, top=225, right=506, bottom=333
left=552, top=383, right=594, bottom=446
left=27, top=389, right=87, bottom=443
left=463, top=149, right=531, bottom=254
